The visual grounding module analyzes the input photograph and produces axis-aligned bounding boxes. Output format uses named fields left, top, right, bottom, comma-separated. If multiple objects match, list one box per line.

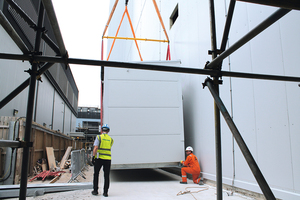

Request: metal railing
left=68, top=149, right=90, bottom=183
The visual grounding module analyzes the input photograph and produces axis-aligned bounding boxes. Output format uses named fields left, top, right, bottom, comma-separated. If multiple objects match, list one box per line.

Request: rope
left=177, top=186, right=210, bottom=200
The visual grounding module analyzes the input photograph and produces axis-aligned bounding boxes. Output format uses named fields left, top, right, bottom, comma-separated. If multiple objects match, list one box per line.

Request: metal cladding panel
left=107, top=80, right=180, bottom=108
left=111, top=135, right=184, bottom=165
left=103, top=61, right=185, bottom=166
left=63, top=107, right=72, bottom=134
left=224, top=3, right=300, bottom=198
left=35, top=75, right=55, bottom=128
left=0, top=25, right=30, bottom=117
left=52, top=91, right=64, bottom=132
left=278, top=13, right=300, bottom=193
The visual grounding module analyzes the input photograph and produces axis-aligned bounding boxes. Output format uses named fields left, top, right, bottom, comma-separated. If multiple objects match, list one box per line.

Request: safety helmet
left=102, top=124, right=110, bottom=132
left=186, top=146, right=193, bottom=152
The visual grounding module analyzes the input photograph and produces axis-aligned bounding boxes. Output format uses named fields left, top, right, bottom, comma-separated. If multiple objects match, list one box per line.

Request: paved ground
left=12, top=166, right=255, bottom=200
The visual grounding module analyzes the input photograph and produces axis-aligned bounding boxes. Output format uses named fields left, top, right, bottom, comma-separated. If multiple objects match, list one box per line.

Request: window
left=170, top=4, right=178, bottom=29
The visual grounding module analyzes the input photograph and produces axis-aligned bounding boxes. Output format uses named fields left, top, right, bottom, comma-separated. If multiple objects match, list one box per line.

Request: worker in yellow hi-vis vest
left=92, top=124, right=114, bottom=197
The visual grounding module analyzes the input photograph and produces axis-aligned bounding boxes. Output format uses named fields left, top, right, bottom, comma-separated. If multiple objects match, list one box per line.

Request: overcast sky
left=52, top=0, right=110, bottom=108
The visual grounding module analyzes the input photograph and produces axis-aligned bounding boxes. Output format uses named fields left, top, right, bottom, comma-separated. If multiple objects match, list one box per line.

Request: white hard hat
left=186, top=146, right=193, bottom=151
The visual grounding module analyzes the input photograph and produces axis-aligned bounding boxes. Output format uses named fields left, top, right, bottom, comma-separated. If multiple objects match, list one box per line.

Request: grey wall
left=0, top=24, right=77, bottom=135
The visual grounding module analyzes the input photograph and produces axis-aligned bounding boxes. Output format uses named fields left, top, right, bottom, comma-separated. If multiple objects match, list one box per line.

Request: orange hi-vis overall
left=181, top=153, right=201, bottom=183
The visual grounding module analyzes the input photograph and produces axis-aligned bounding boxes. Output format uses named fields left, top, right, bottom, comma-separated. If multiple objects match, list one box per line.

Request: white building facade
left=106, top=1, right=300, bottom=199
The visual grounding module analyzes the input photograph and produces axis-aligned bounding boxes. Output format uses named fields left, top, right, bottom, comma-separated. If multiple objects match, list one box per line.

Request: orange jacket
left=182, top=153, right=200, bottom=171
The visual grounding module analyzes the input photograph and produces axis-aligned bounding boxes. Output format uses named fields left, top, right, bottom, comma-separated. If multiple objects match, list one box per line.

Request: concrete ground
left=12, top=166, right=255, bottom=200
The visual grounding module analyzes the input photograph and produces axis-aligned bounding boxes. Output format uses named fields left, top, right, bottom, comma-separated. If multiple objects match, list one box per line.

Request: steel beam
left=203, top=77, right=276, bottom=200
left=206, top=8, right=290, bottom=69
left=0, top=53, right=300, bottom=83
left=220, top=0, right=236, bottom=52
left=0, top=140, right=20, bottom=148
left=19, top=2, right=45, bottom=199
left=237, top=0, right=300, bottom=11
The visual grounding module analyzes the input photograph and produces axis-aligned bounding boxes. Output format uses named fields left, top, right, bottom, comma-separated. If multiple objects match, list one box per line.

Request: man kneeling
left=180, top=146, right=201, bottom=184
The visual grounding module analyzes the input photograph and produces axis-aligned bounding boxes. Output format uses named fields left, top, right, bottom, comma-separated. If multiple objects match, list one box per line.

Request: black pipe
left=19, top=2, right=45, bottom=199
left=203, top=78, right=276, bottom=200
left=208, top=0, right=222, bottom=199
left=220, top=0, right=236, bottom=52
left=237, top=0, right=300, bottom=11
left=0, top=62, right=54, bottom=109
left=206, top=8, right=290, bottom=69
left=0, top=79, right=29, bottom=109
left=4, top=0, right=35, bottom=27
left=0, top=53, right=300, bottom=83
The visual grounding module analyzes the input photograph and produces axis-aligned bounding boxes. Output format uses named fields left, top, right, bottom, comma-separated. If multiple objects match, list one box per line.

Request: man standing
left=92, top=124, right=114, bottom=197
left=180, top=146, right=201, bottom=184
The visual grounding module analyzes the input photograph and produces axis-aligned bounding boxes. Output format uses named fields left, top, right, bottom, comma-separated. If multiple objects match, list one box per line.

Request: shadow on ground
left=111, top=169, right=179, bottom=182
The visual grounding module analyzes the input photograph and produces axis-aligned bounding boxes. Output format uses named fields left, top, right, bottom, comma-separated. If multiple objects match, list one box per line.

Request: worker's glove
left=92, top=157, right=95, bottom=165
left=180, top=160, right=184, bottom=164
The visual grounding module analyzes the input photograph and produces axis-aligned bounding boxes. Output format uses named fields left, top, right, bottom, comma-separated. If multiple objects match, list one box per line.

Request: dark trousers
left=93, top=158, right=111, bottom=193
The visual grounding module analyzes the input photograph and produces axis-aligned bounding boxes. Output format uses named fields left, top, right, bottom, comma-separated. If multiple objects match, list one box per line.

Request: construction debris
left=60, top=146, right=72, bottom=169
left=29, top=170, right=65, bottom=182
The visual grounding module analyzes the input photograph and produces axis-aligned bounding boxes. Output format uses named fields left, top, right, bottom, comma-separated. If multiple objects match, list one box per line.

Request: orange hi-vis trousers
left=181, top=167, right=201, bottom=183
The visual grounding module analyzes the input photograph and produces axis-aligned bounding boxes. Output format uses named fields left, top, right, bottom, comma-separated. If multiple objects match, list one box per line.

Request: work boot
left=180, top=181, right=187, bottom=184
left=103, top=192, right=108, bottom=197
left=198, top=179, right=204, bottom=185
left=91, top=190, right=98, bottom=195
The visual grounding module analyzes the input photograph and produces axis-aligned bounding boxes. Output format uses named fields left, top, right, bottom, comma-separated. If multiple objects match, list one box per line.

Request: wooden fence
left=0, top=116, right=83, bottom=184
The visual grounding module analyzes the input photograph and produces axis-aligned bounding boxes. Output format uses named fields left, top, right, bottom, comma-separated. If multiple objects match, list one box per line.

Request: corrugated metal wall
left=0, top=0, right=78, bottom=135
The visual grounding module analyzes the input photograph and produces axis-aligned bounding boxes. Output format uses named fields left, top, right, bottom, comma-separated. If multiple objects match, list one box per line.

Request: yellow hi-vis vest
left=96, top=134, right=113, bottom=160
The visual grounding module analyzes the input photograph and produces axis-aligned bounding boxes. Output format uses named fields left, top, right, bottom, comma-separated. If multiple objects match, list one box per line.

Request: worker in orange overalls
left=180, top=146, right=201, bottom=184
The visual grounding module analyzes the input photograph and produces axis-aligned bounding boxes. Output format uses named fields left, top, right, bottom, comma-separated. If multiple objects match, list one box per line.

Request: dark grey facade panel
left=1, top=0, right=79, bottom=115
left=8, top=0, right=37, bottom=47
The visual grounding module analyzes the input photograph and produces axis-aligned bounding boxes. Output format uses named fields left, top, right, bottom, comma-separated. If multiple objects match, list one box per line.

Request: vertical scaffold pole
left=208, top=0, right=222, bottom=199
left=19, top=2, right=45, bottom=199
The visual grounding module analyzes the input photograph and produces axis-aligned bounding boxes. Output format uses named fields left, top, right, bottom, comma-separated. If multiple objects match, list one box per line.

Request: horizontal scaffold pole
left=103, top=36, right=168, bottom=43
left=0, top=53, right=300, bottom=83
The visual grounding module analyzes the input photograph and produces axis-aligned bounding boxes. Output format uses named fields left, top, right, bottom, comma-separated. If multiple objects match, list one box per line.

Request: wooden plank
left=59, top=146, right=72, bottom=169
left=46, top=147, right=56, bottom=171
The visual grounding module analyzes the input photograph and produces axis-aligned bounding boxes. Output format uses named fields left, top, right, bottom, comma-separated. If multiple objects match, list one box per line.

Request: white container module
left=103, top=60, right=185, bottom=169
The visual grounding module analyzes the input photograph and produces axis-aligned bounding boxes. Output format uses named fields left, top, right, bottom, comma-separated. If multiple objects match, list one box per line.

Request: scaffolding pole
left=208, top=0, right=223, bottom=199
left=203, top=77, right=276, bottom=200
left=0, top=53, right=300, bottom=82
left=19, top=2, right=45, bottom=199
left=237, top=0, right=300, bottom=10
left=206, top=8, right=290, bottom=69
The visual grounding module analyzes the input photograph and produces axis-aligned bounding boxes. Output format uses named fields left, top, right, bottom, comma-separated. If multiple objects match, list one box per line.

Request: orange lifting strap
left=101, top=0, right=171, bottom=61
left=100, top=0, right=171, bottom=126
